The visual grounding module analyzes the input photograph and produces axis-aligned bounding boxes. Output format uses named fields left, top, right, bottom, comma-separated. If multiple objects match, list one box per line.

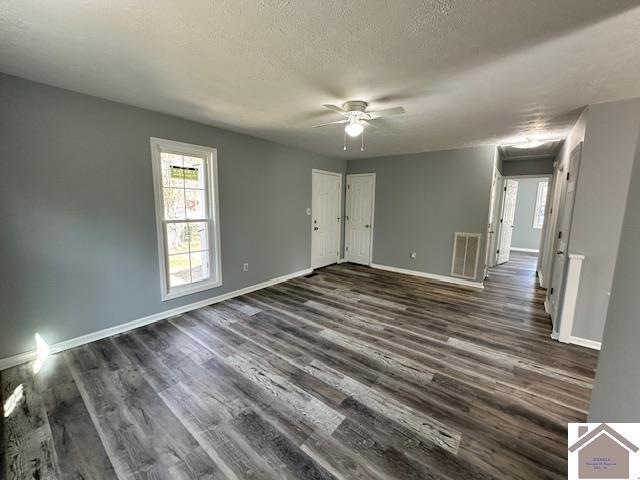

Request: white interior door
left=550, top=145, right=582, bottom=317
left=496, top=179, right=518, bottom=264
left=485, top=168, right=502, bottom=270
left=311, top=170, right=341, bottom=269
left=345, top=174, right=375, bottom=265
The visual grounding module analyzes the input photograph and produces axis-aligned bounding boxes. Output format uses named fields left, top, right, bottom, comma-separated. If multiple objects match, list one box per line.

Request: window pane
left=166, top=223, right=190, bottom=255
left=168, top=254, right=190, bottom=287
left=153, top=139, right=220, bottom=297
left=533, top=181, right=548, bottom=229
left=188, top=222, right=208, bottom=252
left=190, top=251, right=210, bottom=283
left=163, top=187, right=186, bottom=220
left=161, top=153, right=185, bottom=188
left=183, top=156, right=206, bottom=189
left=185, top=189, right=206, bottom=219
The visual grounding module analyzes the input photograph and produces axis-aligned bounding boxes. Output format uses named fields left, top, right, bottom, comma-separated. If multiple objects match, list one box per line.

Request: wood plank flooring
left=1, top=252, right=599, bottom=479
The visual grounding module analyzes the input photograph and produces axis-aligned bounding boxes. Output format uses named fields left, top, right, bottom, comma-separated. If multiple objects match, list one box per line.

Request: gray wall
left=588, top=128, right=640, bottom=422
left=347, top=146, right=495, bottom=283
left=501, top=157, right=554, bottom=176
left=511, top=177, right=547, bottom=251
left=568, top=99, right=640, bottom=342
left=0, top=74, right=345, bottom=359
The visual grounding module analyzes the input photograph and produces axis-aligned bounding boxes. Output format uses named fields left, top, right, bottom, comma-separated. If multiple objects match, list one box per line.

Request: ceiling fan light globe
left=345, top=123, right=364, bottom=137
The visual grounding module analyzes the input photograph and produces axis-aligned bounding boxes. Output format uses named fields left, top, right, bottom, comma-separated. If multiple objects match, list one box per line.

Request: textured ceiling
left=2, top=1, right=640, bottom=159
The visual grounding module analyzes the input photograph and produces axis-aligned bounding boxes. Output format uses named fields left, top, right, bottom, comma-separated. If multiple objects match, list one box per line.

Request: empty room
left=2, top=2, right=640, bottom=479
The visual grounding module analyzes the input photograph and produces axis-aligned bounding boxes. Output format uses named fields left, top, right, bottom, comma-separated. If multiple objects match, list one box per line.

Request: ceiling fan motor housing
left=343, top=100, right=371, bottom=119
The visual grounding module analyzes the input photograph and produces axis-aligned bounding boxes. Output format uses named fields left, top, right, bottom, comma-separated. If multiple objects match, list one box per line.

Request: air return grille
left=451, top=232, right=481, bottom=280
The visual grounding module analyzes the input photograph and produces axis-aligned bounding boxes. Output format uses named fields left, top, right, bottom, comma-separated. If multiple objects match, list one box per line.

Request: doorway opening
left=488, top=175, right=551, bottom=293
left=486, top=141, right=563, bottom=286
left=496, top=175, right=551, bottom=264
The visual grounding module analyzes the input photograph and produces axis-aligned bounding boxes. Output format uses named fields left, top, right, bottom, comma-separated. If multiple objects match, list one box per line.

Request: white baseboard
left=0, top=267, right=312, bottom=371
left=569, top=336, right=602, bottom=350
left=510, top=247, right=539, bottom=253
left=370, top=263, right=484, bottom=289
left=0, top=350, right=36, bottom=372
left=549, top=328, right=601, bottom=351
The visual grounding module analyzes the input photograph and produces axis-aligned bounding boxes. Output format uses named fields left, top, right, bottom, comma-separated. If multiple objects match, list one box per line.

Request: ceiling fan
left=313, top=100, right=405, bottom=151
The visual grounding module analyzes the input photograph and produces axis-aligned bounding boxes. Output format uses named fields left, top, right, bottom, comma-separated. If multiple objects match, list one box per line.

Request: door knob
left=556, top=250, right=565, bottom=255
left=365, top=224, right=370, bottom=228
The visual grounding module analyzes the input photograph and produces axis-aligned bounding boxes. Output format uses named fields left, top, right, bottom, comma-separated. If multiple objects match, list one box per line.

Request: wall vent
left=451, top=232, right=481, bottom=280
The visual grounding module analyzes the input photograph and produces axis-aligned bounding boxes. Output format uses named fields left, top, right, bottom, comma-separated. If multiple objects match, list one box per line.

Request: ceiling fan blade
left=361, top=119, right=379, bottom=131
left=323, top=104, right=348, bottom=115
left=368, top=106, right=405, bottom=118
left=312, top=119, right=348, bottom=128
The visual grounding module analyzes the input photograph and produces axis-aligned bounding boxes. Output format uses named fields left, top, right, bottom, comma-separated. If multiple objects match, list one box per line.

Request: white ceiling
left=2, top=1, right=640, bottom=159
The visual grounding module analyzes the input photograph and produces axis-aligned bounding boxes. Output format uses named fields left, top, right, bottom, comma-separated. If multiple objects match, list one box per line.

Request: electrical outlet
left=243, top=263, right=249, bottom=272
left=410, top=252, right=417, bottom=259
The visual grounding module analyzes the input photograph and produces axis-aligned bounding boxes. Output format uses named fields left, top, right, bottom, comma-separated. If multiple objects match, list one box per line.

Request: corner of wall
left=566, top=99, right=640, bottom=342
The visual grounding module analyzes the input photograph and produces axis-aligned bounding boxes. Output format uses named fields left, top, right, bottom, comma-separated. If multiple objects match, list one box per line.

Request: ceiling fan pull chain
left=361, top=130, right=364, bottom=152
left=343, top=129, right=347, bottom=150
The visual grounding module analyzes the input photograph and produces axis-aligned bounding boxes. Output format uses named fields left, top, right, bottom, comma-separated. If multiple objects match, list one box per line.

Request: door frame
left=536, top=172, right=556, bottom=286
left=485, top=166, right=502, bottom=271
left=548, top=143, right=582, bottom=327
left=311, top=169, right=343, bottom=269
left=495, top=174, right=553, bottom=265
left=345, top=173, right=376, bottom=266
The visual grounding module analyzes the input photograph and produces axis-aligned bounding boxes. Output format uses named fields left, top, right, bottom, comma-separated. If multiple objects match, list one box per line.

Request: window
left=533, top=180, right=548, bottom=229
left=150, top=138, right=222, bottom=300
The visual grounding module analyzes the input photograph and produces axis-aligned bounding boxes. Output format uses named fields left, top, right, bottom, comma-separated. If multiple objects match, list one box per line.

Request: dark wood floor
left=1, top=252, right=599, bottom=479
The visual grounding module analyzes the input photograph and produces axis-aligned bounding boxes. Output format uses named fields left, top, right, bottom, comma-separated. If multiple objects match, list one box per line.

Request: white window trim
left=150, top=137, right=223, bottom=301
left=533, top=180, right=548, bottom=230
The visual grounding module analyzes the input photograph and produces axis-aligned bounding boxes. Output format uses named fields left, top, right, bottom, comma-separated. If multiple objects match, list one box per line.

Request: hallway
left=487, top=251, right=546, bottom=312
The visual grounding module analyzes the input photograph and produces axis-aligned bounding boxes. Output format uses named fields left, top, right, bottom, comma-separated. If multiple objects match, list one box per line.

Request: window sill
left=161, top=279, right=223, bottom=301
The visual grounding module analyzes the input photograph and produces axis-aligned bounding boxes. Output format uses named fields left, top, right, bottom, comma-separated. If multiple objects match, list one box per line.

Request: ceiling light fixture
left=345, top=118, right=364, bottom=137
left=511, top=139, right=547, bottom=149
